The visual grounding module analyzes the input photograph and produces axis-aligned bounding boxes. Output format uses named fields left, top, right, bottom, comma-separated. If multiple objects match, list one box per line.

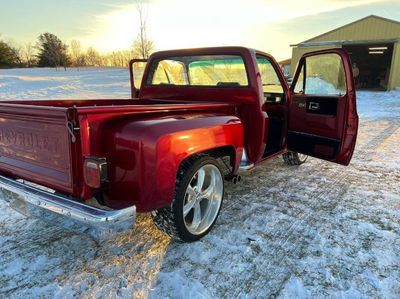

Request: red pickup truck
left=0, top=47, right=358, bottom=242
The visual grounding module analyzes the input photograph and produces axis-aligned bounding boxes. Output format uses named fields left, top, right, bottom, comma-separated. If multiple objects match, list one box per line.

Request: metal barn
left=291, top=15, right=400, bottom=90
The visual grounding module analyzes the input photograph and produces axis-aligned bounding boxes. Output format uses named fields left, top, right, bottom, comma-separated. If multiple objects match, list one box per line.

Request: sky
left=1, top=0, right=400, bottom=61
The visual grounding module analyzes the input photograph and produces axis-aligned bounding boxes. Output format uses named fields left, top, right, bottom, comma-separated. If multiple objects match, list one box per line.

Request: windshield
left=146, top=55, right=249, bottom=87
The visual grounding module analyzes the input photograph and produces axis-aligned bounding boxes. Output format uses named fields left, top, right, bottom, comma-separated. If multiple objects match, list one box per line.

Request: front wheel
left=152, top=155, right=224, bottom=242
left=283, top=151, right=308, bottom=165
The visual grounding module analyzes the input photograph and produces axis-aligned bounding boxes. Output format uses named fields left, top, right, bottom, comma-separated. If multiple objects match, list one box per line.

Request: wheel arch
left=173, top=145, right=237, bottom=181
left=144, top=116, right=243, bottom=212
left=153, top=142, right=242, bottom=212
left=103, top=114, right=244, bottom=212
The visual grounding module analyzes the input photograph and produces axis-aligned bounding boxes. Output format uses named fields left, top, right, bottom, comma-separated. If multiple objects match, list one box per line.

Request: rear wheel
left=152, top=155, right=224, bottom=242
left=283, top=151, right=308, bottom=165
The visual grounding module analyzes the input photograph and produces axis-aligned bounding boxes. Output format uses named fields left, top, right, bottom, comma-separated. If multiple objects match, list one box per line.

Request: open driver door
left=288, top=49, right=358, bottom=165
left=129, top=59, right=147, bottom=98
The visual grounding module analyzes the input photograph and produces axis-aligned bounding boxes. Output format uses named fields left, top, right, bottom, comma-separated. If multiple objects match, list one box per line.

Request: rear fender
left=103, top=114, right=243, bottom=212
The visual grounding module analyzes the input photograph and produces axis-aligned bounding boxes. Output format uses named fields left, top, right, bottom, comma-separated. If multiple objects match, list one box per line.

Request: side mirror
left=129, top=59, right=147, bottom=98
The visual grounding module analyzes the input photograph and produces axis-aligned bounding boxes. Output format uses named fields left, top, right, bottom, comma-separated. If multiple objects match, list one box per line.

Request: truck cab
left=131, top=47, right=358, bottom=167
left=0, top=47, right=358, bottom=242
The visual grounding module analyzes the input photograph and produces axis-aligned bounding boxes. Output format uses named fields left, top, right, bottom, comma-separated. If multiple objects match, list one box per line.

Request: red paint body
left=0, top=47, right=358, bottom=213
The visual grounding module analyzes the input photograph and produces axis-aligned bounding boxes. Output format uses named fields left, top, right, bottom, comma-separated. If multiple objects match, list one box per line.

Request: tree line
left=1, top=1, right=154, bottom=69
left=0, top=32, right=153, bottom=69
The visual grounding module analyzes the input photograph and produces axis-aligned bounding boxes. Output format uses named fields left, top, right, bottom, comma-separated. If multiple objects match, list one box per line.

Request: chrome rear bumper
left=0, top=175, right=136, bottom=233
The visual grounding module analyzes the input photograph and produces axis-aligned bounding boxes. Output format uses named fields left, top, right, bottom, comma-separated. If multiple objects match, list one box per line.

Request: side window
left=151, top=60, right=188, bottom=85
left=256, top=56, right=284, bottom=99
left=294, top=53, right=346, bottom=96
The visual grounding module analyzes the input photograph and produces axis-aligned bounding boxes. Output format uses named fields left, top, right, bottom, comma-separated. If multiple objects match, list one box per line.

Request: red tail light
left=84, top=157, right=107, bottom=188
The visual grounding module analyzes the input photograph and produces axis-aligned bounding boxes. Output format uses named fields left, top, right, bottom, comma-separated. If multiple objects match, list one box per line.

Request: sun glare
left=85, top=0, right=384, bottom=60
left=86, top=6, right=139, bottom=52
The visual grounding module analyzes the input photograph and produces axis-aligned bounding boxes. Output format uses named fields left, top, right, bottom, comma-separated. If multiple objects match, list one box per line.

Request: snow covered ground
left=0, top=68, right=399, bottom=298
left=0, top=67, right=131, bottom=100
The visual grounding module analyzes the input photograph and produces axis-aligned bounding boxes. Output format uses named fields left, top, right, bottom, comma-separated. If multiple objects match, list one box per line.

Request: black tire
left=282, top=151, right=308, bottom=165
left=151, top=154, right=224, bottom=242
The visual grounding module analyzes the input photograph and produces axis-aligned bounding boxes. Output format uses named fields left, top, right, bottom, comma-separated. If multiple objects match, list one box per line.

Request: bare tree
left=70, top=40, right=85, bottom=69
left=22, top=42, right=36, bottom=67
left=108, top=50, right=131, bottom=67
left=85, top=47, right=101, bottom=66
left=132, top=1, right=154, bottom=59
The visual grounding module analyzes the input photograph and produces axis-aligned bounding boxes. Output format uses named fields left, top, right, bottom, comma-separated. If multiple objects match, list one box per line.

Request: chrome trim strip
left=0, top=175, right=135, bottom=232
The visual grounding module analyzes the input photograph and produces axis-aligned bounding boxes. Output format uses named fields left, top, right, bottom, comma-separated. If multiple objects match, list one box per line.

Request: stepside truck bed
left=0, top=99, right=235, bottom=231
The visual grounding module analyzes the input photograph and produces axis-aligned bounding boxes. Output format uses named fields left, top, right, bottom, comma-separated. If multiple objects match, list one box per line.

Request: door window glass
left=294, top=65, right=304, bottom=93
left=295, top=53, right=346, bottom=95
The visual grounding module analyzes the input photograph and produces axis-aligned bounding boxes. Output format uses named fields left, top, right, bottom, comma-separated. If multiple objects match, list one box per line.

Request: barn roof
left=292, top=15, right=400, bottom=47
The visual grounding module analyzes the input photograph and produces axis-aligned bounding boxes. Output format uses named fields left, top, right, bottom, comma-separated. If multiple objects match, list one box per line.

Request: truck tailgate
left=0, top=104, right=74, bottom=193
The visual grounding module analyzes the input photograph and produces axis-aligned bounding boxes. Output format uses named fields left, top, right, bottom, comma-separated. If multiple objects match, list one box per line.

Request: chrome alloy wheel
left=182, top=164, right=223, bottom=235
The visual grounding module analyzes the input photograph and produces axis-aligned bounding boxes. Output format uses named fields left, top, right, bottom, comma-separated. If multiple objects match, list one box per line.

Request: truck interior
left=256, top=55, right=287, bottom=157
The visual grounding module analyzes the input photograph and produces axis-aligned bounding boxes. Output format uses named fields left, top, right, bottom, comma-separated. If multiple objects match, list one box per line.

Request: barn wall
left=388, top=42, right=400, bottom=90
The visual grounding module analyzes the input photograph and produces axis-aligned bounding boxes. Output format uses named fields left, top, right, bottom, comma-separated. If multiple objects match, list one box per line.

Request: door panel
left=288, top=49, right=358, bottom=165
left=287, top=131, right=340, bottom=159
left=290, top=94, right=346, bottom=139
left=305, top=97, right=338, bottom=115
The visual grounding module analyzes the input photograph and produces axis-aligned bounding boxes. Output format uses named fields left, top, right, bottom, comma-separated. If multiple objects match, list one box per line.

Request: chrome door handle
left=309, top=102, right=319, bottom=110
